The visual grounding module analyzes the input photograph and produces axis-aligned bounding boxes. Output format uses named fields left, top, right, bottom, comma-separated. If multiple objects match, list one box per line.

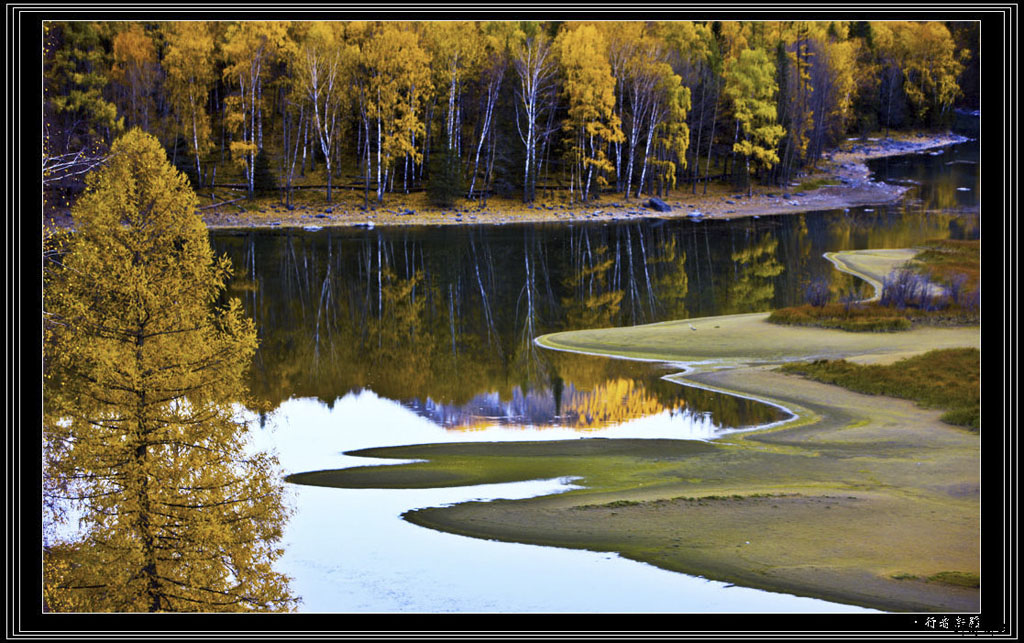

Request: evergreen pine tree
left=426, top=146, right=465, bottom=207
left=252, top=147, right=278, bottom=197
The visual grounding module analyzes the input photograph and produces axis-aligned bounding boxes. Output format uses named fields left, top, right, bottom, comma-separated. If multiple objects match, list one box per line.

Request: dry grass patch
left=778, top=348, right=980, bottom=430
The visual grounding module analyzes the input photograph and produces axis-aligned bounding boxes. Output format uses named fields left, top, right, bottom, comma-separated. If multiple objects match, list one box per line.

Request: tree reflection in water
left=212, top=153, right=974, bottom=433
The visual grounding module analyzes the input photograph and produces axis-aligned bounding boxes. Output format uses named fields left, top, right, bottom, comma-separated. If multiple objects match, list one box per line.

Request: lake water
left=213, top=140, right=979, bottom=613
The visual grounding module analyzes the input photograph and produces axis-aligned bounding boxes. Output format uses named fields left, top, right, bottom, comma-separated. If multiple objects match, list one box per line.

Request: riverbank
left=41, top=131, right=973, bottom=233
left=289, top=249, right=980, bottom=612
left=211, top=131, right=969, bottom=229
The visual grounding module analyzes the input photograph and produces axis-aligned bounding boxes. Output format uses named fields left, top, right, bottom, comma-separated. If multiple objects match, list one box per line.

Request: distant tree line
left=44, top=20, right=975, bottom=207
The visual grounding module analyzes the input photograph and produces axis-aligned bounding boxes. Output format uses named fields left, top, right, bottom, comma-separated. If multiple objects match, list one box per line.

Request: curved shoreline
left=292, top=248, right=979, bottom=612
left=528, top=249, right=979, bottom=611
left=822, top=248, right=916, bottom=302
left=211, top=133, right=968, bottom=229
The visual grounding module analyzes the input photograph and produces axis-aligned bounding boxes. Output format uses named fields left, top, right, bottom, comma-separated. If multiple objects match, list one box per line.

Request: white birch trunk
left=189, top=92, right=202, bottom=186
left=636, top=105, right=659, bottom=199
left=376, top=88, right=383, bottom=202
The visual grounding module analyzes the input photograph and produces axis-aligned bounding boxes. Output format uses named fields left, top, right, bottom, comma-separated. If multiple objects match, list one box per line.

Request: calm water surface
left=214, top=141, right=979, bottom=613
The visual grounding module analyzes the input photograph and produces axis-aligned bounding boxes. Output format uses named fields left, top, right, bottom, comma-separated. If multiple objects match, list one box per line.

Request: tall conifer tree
left=43, top=129, right=295, bottom=612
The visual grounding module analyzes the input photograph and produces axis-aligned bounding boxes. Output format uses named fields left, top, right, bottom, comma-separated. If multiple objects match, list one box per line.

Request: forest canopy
left=43, top=20, right=977, bottom=208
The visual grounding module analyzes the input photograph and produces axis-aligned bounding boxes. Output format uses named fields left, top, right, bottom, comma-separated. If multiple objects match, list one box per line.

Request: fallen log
left=198, top=197, right=246, bottom=211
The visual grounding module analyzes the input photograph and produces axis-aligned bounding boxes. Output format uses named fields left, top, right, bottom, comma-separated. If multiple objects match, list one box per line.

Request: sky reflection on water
left=251, top=393, right=873, bottom=613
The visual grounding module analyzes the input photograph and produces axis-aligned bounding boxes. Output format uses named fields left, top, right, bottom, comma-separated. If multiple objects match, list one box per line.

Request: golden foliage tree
left=164, top=21, right=217, bottom=186
left=638, top=63, right=690, bottom=197
left=110, top=23, right=158, bottom=132
left=222, top=21, right=291, bottom=196
left=43, top=129, right=295, bottom=612
left=512, top=26, right=558, bottom=203
left=724, top=47, right=786, bottom=195
left=424, top=21, right=484, bottom=155
left=593, top=21, right=645, bottom=192
left=296, top=21, right=358, bottom=203
left=890, top=21, right=965, bottom=124
left=363, top=22, right=433, bottom=202
left=556, top=23, right=624, bottom=203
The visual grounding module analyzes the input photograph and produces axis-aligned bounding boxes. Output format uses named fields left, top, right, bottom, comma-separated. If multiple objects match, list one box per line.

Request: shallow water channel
left=214, top=141, right=979, bottom=613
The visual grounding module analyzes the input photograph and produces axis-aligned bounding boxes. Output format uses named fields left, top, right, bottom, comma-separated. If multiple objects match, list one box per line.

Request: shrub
left=879, top=268, right=957, bottom=311
left=834, top=317, right=913, bottom=332
left=840, top=287, right=861, bottom=313
left=941, top=406, right=980, bottom=431
left=948, top=273, right=968, bottom=307
left=880, top=269, right=927, bottom=309
left=767, top=304, right=912, bottom=332
left=962, top=288, right=980, bottom=313
left=803, top=278, right=831, bottom=307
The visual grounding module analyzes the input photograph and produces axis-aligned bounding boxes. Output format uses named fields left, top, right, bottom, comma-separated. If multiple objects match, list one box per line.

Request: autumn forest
left=43, top=20, right=978, bottom=212
left=37, top=15, right=988, bottom=620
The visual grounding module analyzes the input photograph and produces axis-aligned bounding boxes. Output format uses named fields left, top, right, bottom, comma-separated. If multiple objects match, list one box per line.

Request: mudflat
left=290, top=249, right=981, bottom=612
left=326, top=358, right=978, bottom=612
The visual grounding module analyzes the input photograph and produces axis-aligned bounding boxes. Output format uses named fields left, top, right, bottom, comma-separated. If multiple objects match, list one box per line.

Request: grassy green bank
left=288, top=249, right=980, bottom=612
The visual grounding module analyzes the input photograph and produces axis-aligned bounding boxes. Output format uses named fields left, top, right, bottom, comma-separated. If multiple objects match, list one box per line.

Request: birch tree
left=110, top=23, right=158, bottom=132
left=467, top=21, right=519, bottom=200
left=164, top=21, right=216, bottom=187
left=296, top=21, right=356, bottom=203
left=512, top=27, right=557, bottom=203
left=363, top=22, right=432, bottom=202
left=222, top=21, right=289, bottom=197
left=425, top=21, right=484, bottom=156
left=594, top=21, right=645, bottom=193
left=638, top=66, right=690, bottom=197
left=621, top=41, right=668, bottom=200
left=659, top=21, right=713, bottom=192
left=724, top=47, right=785, bottom=196
left=556, top=23, right=624, bottom=203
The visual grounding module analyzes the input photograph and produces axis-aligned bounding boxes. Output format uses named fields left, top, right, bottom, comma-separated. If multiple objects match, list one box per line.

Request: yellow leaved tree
left=724, top=47, right=786, bottom=196
left=43, top=129, right=295, bottom=612
left=164, top=21, right=217, bottom=187
left=891, top=21, right=965, bottom=125
left=295, top=20, right=358, bottom=203
left=363, top=22, right=433, bottom=202
left=556, top=23, right=624, bottom=203
left=222, top=21, right=290, bottom=197
left=110, top=23, right=158, bottom=132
